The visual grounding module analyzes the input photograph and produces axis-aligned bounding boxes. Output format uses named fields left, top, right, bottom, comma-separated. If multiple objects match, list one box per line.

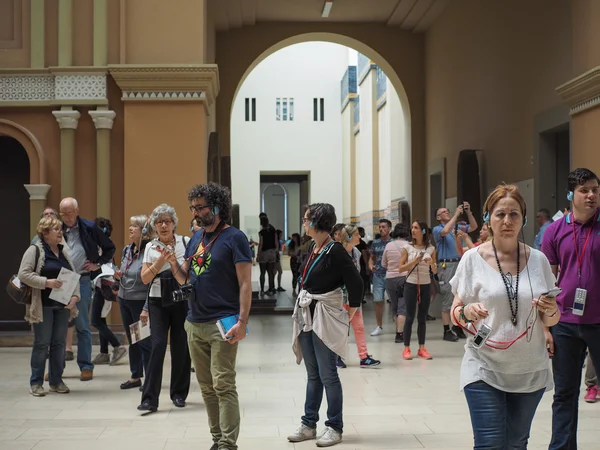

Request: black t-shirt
left=41, top=242, right=72, bottom=308
left=300, top=242, right=363, bottom=308
left=356, top=239, right=368, bottom=272
left=260, top=227, right=277, bottom=251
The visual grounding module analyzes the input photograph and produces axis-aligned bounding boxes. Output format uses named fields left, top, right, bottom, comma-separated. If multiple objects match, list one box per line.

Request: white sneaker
left=370, top=326, right=383, bottom=336
left=316, top=426, right=342, bottom=447
left=287, top=423, right=316, bottom=442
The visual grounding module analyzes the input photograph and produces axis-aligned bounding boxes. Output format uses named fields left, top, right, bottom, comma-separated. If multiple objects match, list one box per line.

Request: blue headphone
left=310, top=221, right=315, bottom=228
left=142, top=219, right=149, bottom=235
left=422, top=228, right=426, bottom=235
left=212, top=206, right=220, bottom=216
left=102, top=227, right=107, bottom=234
left=567, top=191, right=574, bottom=201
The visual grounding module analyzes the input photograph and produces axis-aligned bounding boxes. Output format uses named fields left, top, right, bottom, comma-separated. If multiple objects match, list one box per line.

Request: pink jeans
left=344, top=305, right=368, bottom=359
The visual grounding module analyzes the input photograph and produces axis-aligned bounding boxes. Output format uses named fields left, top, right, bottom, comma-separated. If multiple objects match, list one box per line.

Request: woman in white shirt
left=450, top=184, right=560, bottom=449
left=137, top=204, right=191, bottom=413
left=398, top=221, right=437, bottom=360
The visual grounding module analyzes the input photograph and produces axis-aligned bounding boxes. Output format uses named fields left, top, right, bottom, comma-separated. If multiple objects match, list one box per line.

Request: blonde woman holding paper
left=18, top=216, right=80, bottom=397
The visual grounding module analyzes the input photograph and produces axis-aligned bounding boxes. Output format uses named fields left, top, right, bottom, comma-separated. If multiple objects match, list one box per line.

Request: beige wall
left=216, top=22, right=427, bottom=220
left=124, top=0, right=207, bottom=64
left=44, top=0, right=58, bottom=67
left=426, top=0, right=573, bottom=200
left=73, top=0, right=94, bottom=66
left=0, top=0, right=30, bottom=68
left=122, top=102, right=208, bottom=241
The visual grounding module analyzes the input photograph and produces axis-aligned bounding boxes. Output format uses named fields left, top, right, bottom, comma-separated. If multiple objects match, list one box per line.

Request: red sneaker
left=417, top=348, right=433, bottom=360
left=584, top=385, right=598, bottom=403
left=402, top=348, right=412, bottom=360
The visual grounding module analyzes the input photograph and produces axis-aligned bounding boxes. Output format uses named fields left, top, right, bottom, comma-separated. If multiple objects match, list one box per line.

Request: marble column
left=52, top=107, right=80, bottom=198
left=89, top=108, right=116, bottom=218
left=24, top=184, right=51, bottom=238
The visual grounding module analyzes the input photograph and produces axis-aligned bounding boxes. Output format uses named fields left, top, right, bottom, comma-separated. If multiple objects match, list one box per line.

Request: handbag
left=99, top=278, right=119, bottom=302
left=6, top=246, right=40, bottom=305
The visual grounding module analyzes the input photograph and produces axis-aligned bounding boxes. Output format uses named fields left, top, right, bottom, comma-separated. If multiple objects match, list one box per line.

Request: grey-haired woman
left=114, top=215, right=153, bottom=390
left=137, top=204, right=191, bottom=413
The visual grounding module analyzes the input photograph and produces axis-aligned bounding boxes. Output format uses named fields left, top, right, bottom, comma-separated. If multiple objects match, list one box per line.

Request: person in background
left=356, top=227, right=370, bottom=300
left=275, top=229, right=285, bottom=292
left=433, top=204, right=478, bottom=342
left=288, top=233, right=302, bottom=297
left=257, top=216, right=278, bottom=296
left=451, top=184, right=558, bottom=449
left=90, top=217, right=127, bottom=366
left=398, top=221, right=437, bottom=360
left=190, top=217, right=202, bottom=234
left=534, top=208, right=552, bottom=250
left=31, top=208, right=59, bottom=244
left=114, top=215, right=153, bottom=390
left=383, top=223, right=411, bottom=343
left=336, top=224, right=380, bottom=368
left=59, top=197, right=115, bottom=381
left=288, top=204, right=362, bottom=447
left=456, top=222, right=492, bottom=255
left=584, top=354, right=598, bottom=403
left=19, top=216, right=80, bottom=396
left=542, top=168, right=600, bottom=450
left=369, top=219, right=392, bottom=336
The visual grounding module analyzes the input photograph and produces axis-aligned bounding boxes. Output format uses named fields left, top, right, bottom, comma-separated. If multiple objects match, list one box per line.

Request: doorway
left=538, top=125, right=570, bottom=217
left=260, top=174, right=308, bottom=238
left=0, top=136, right=31, bottom=331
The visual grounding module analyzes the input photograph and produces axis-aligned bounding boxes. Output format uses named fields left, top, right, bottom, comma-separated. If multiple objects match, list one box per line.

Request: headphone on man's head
left=212, top=206, right=220, bottom=216
left=567, top=191, right=574, bottom=202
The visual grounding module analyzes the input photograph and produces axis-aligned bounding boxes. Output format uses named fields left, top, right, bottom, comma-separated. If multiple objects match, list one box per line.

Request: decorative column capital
left=89, top=109, right=116, bottom=130
left=24, top=184, right=51, bottom=200
left=556, top=66, right=600, bottom=115
left=52, top=109, right=81, bottom=129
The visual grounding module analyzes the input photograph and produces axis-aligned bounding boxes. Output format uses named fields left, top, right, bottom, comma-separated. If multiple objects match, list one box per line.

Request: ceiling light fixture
left=322, top=1, right=333, bottom=18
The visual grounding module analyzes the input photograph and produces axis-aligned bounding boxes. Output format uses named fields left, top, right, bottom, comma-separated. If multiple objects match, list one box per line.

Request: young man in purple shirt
left=541, top=167, right=600, bottom=450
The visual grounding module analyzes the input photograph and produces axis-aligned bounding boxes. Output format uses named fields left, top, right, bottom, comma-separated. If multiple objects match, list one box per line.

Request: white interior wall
left=231, top=42, right=348, bottom=235
left=356, top=70, right=373, bottom=216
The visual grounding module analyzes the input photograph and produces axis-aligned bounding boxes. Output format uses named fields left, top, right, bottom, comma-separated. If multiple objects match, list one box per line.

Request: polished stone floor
left=1, top=268, right=598, bottom=449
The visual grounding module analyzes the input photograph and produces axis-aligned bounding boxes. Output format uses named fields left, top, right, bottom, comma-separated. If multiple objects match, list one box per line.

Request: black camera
left=172, top=284, right=194, bottom=303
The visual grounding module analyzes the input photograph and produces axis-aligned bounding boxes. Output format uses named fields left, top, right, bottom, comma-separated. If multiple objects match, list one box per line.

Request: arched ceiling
left=210, top=0, right=449, bottom=32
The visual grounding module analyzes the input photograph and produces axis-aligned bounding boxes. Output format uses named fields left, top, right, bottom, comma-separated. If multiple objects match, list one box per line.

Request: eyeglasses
left=155, top=219, right=173, bottom=226
left=189, top=204, right=210, bottom=213
left=59, top=210, right=76, bottom=217
left=302, top=218, right=310, bottom=223
left=50, top=228, right=62, bottom=233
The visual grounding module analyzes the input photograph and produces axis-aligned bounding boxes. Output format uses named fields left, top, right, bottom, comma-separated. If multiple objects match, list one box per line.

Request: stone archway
left=0, top=119, right=50, bottom=238
left=0, top=119, right=47, bottom=185
left=216, top=22, right=426, bottom=219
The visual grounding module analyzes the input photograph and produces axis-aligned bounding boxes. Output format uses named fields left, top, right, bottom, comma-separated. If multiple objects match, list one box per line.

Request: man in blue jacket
left=59, top=197, right=115, bottom=381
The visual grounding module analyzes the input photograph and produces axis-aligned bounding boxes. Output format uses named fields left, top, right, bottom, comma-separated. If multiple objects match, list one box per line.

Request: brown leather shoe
left=80, top=369, right=93, bottom=381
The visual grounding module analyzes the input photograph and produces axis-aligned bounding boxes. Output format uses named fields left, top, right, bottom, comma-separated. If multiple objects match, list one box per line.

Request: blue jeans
left=298, top=331, right=343, bottom=433
left=550, top=322, right=600, bottom=450
left=73, top=276, right=94, bottom=371
left=31, top=307, right=70, bottom=386
left=372, top=275, right=386, bottom=303
left=464, top=380, right=544, bottom=449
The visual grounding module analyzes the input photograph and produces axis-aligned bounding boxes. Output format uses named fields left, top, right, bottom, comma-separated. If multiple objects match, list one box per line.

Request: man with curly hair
left=173, top=182, right=252, bottom=450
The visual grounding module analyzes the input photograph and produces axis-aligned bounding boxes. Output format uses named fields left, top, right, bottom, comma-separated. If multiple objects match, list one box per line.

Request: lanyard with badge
left=570, top=212, right=596, bottom=316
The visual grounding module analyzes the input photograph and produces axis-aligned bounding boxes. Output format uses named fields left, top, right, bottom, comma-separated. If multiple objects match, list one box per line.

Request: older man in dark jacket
left=60, top=197, right=115, bottom=381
